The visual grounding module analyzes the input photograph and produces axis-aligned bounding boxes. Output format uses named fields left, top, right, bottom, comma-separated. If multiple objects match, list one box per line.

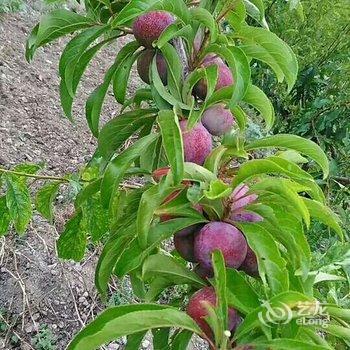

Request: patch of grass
left=32, top=324, right=57, bottom=350
left=0, top=0, right=25, bottom=13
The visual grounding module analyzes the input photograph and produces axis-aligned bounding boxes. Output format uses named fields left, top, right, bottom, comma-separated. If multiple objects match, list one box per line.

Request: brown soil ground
left=0, top=3, right=206, bottom=350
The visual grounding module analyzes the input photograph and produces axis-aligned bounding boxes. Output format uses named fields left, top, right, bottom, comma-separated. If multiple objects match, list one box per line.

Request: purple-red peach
left=202, top=104, right=235, bottom=136
left=180, top=120, right=212, bottom=165
left=133, top=11, right=175, bottom=48
left=194, top=222, right=247, bottom=269
left=187, top=286, right=241, bottom=340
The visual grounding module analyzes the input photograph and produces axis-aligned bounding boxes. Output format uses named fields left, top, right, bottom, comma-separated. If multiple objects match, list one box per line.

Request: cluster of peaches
left=133, top=10, right=260, bottom=343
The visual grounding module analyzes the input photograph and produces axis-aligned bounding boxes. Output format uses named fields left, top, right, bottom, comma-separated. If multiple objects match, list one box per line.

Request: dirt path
left=0, top=4, right=206, bottom=350
left=0, top=4, right=138, bottom=350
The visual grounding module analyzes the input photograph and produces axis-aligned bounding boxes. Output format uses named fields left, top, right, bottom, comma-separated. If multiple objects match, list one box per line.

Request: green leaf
left=125, top=332, right=147, bottom=350
left=85, top=63, right=118, bottom=137
left=151, top=56, right=188, bottom=110
left=244, top=0, right=268, bottom=28
left=187, top=65, right=219, bottom=128
left=235, top=291, right=313, bottom=340
left=326, top=306, right=350, bottom=322
left=157, top=110, right=184, bottom=185
left=230, top=105, right=247, bottom=131
left=184, top=162, right=217, bottom=183
left=246, top=134, right=329, bottom=179
left=313, top=272, right=346, bottom=284
left=142, top=254, right=206, bottom=289
left=86, top=41, right=140, bottom=137
left=190, top=7, right=218, bottom=43
left=101, top=133, right=158, bottom=209
left=289, top=0, right=304, bottom=21
left=75, top=179, right=102, bottom=208
left=98, top=109, right=157, bottom=159
left=151, top=0, right=191, bottom=24
left=252, top=178, right=310, bottom=227
left=171, top=330, right=193, bottom=349
left=303, top=198, right=343, bottom=240
left=242, top=84, right=275, bottom=129
left=226, top=269, right=260, bottom=314
left=5, top=175, right=32, bottom=234
left=95, top=220, right=136, bottom=297
left=0, top=196, right=11, bottom=236
left=152, top=328, right=170, bottom=350
left=59, top=26, right=107, bottom=98
left=66, top=304, right=201, bottom=350
left=255, top=206, right=311, bottom=278
left=238, top=222, right=289, bottom=294
left=115, top=218, right=207, bottom=277
left=25, top=24, right=39, bottom=62
left=113, top=50, right=140, bottom=104
left=96, top=189, right=145, bottom=297
left=245, top=0, right=265, bottom=20
left=139, top=136, right=163, bottom=172
left=145, top=277, right=174, bottom=302
left=136, top=183, right=181, bottom=248
left=204, top=179, right=232, bottom=200
left=276, top=150, right=308, bottom=164
left=228, top=46, right=251, bottom=107
left=267, top=156, right=313, bottom=180
left=205, top=44, right=251, bottom=107
left=60, top=37, right=110, bottom=120
left=160, top=43, right=184, bottom=100
left=235, top=26, right=298, bottom=92
left=204, top=145, right=227, bottom=175
left=123, top=88, right=153, bottom=110
left=57, top=211, right=87, bottom=262
left=231, top=159, right=310, bottom=187
left=295, top=178, right=326, bottom=204
left=111, top=0, right=159, bottom=27
left=82, top=194, right=109, bottom=242
left=130, top=271, right=147, bottom=300
left=182, top=68, right=206, bottom=104
left=26, top=10, right=95, bottom=59
left=226, top=0, right=246, bottom=31
left=35, top=182, right=60, bottom=222
left=212, top=250, right=228, bottom=337
left=156, top=23, right=194, bottom=49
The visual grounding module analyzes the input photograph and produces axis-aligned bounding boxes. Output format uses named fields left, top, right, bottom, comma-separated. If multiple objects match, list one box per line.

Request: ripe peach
left=160, top=194, right=202, bottom=223
left=194, top=222, right=247, bottom=269
left=194, top=55, right=234, bottom=100
left=239, top=246, right=258, bottom=277
left=133, top=11, right=175, bottom=48
left=187, top=286, right=241, bottom=339
left=137, top=49, right=167, bottom=85
left=179, top=120, right=212, bottom=165
left=174, top=224, right=202, bottom=262
left=202, top=104, right=235, bottom=136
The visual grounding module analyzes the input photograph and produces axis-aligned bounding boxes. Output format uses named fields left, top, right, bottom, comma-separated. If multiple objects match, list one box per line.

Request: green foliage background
left=258, top=0, right=350, bottom=243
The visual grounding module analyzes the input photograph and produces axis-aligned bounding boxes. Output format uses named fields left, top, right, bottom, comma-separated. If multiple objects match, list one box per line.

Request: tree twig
left=0, top=167, right=69, bottom=182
